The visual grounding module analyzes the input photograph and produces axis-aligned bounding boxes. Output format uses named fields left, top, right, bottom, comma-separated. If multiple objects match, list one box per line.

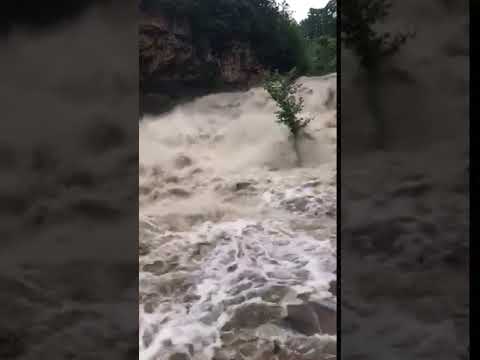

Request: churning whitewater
left=139, top=75, right=337, bottom=360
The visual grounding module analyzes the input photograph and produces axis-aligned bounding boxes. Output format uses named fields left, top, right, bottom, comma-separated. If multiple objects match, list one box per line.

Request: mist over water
left=139, top=75, right=337, bottom=359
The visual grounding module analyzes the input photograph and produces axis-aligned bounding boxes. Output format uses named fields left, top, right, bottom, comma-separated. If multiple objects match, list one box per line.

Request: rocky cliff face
left=139, top=12, right=264, bottom=97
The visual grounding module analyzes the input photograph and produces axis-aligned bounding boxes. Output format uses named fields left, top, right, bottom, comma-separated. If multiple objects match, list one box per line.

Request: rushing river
left=139, top=75, right=337, bottom=360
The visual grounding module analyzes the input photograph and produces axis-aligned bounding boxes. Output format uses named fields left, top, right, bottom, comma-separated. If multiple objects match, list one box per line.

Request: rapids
left=139, top=75, right=337, bottom=360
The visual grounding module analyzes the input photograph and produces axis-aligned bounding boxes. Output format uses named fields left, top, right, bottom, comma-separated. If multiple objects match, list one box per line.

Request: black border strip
left=336, top=0, right=342, bottom=358
left=468, top=0, right=473, bottom=357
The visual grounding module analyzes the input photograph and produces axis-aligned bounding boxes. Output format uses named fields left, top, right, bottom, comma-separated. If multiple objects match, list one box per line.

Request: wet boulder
left=174, top=155, right=193, bottom=169
left=169, top=352, right=190, bottom=360
left=284, top=301, right=336, bottom=336
left=222, top=302, right=284, bottom=331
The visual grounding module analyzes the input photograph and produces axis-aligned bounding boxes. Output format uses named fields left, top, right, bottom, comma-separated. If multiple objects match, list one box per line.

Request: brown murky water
left=139, top=75, right=337, bottom=359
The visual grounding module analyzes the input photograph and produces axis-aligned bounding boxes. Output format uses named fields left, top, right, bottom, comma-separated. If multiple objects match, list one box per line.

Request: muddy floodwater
left=139, top=75, right=338, bottom=359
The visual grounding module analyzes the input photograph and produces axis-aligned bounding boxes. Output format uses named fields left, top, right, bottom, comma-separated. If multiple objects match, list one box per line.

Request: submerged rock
left=139, top=242, right=150, bottom=257
left=168, top=188, right=191, bottom=198
left=174, top=155, right=193, bottom=169
left=328, top=280, right=337, bottom=297
left=234, top=181, right=253, bottom=191
left=310, top=302, right=336, bottom=335
left=168, top=352, right=190, bottom=360
left=143, top=260, right=168, bottom=275
left=285, top=303, right=321, bottom=336
left=222, top=303, right=285, bottom=331
left=284, top=301, right=336, bottom=336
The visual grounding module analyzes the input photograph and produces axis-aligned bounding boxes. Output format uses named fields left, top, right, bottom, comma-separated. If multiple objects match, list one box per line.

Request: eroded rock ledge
left=140, top=11, right=264, bottom=114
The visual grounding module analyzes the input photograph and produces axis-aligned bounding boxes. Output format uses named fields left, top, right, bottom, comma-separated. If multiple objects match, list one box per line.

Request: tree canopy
left=300, top=1, right=336, bottom=40
left=141, top=0, right=309, bottom=73
left=300, top=0, right=337, bottom=75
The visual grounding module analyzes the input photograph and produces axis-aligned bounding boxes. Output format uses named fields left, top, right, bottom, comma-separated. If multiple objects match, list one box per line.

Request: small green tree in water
left=264, top=69, right=312, bottom=166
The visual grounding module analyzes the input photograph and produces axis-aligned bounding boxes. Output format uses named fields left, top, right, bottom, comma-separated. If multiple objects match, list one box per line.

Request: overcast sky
left=287, top=0, right=329, bottom=22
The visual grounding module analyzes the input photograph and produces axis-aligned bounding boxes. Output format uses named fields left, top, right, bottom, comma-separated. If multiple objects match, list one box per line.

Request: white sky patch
left=287, top=0, right=329, bottom=22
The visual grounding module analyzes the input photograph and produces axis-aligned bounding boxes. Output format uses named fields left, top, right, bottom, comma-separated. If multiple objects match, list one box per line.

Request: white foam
left=140, top=75, right=337, bottom=359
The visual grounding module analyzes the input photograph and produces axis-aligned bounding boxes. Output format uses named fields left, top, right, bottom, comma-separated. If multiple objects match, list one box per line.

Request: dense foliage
left=300, top=2, right=336, bottom=40
left=306, top=35, right=337, bottom=75
left=300, top=1, right=337, bottom=75
left=140, top=0, right=309, bottom=73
